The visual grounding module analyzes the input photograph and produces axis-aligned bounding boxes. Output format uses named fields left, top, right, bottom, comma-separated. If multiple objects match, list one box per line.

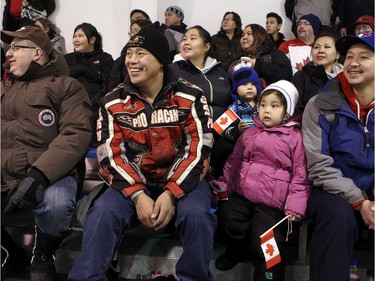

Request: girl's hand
left=286, top=214, right=300, bottom=222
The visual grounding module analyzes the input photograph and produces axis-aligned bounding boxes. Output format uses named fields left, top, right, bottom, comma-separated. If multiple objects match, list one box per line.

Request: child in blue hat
left=223, top=63, right=263, bottom=142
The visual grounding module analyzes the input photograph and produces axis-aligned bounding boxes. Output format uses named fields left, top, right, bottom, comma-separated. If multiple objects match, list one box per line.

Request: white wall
left=1, top=0, right=294, bottom=58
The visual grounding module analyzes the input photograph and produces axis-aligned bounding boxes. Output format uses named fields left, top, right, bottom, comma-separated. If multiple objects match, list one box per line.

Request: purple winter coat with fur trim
left=219, top=117, right=311, bottom=219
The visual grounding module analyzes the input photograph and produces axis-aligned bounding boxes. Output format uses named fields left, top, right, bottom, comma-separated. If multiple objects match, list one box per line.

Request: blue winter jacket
left=302, top=77, right=374, bottom=204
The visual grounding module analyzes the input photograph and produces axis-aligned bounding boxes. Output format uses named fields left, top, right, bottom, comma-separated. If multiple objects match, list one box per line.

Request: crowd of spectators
left=1, top=2, right=374, bottom=281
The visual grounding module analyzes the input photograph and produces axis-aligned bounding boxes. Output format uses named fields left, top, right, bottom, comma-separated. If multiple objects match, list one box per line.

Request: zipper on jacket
left=364, top=108, right=373, bottom=148
left=202, top=74, right=214, bottom=103
left=364, top=126, right=370, bottom=148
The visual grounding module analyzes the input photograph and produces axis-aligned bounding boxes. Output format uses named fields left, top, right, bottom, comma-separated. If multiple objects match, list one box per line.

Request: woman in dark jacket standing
left=170, top=25, right=232, bottom=178
left=64, top=22, right=114, bottom=146
left=211, top=11, right=243, bottom=72
left=229, top=24, right=292, bottom=86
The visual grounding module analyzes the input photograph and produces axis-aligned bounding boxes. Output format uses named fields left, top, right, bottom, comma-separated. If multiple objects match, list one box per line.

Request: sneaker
left=30, top=255, right=56, bottom=281
left=215, top=253, right=239, bottom=271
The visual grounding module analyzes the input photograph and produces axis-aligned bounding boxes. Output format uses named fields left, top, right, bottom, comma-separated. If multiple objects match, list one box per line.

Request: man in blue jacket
left=302, top=31, right=374, bottom=281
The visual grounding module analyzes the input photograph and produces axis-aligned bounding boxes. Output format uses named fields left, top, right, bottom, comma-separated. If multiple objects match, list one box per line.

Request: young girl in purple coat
left=215, top=80, right=311, bottom=281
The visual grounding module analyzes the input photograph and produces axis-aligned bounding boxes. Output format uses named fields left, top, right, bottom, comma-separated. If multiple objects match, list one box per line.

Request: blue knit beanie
left=299, top=14, right=321, bottom=36
left=230, top=66, right=262, bottom=99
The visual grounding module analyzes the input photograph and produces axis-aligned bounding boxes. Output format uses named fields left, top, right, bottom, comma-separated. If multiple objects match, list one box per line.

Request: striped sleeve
left=165, top=92, right=213, bottom=198
left=103, top=98, right=147, bottom=196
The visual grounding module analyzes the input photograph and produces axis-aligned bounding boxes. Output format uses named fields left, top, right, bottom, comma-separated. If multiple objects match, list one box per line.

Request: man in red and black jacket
left=69, top=27, right=217, bottom=281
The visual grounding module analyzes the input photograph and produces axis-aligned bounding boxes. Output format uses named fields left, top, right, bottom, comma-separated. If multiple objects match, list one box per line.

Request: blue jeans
left=34, top=176, right=77, bottom=237
left=68, top=180, right=217, bottom=281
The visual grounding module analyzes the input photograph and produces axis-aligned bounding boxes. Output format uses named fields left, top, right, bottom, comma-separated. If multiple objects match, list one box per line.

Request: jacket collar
left=314, top=77, right=345, bottom=111
left=253, top=116, right=301, bottom=133
left=172, top=54, right=220, bottom=74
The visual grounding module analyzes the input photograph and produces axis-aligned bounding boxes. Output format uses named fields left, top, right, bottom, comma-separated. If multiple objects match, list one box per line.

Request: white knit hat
left=260, top=80, right=299, bottom=117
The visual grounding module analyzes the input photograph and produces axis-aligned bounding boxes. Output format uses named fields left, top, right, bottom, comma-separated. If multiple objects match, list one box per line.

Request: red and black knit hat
left=353, top=15, right=374, bottom=31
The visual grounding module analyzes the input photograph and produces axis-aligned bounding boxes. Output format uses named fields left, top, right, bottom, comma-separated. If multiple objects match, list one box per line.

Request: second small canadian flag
left=260, top=229, right=281, bottom=269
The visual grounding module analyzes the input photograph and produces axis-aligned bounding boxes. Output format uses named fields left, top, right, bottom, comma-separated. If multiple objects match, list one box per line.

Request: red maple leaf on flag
left=303, top=57, right=311, bottom=65
left=219, top=117, right=228, bottom=125
left=359, top=31, right=372, bottom=38
left=295, top=56, right=311, bottom=71
left=265, top=243, right=275, bottom=256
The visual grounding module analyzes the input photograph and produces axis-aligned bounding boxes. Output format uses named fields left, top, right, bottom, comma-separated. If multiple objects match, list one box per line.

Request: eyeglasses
left=297, top=20, right=311, bottom=26
left=222, top=18, right=234, bottom=22
left=355, top=24, right=372, bottom=33
left=8, top=44, right=37, bottom=53
left=128, top=28, right=141, bottom=36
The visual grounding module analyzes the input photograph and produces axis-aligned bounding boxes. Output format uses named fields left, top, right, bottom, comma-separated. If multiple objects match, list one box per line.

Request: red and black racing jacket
left=97, top=73, right=213, bottom=199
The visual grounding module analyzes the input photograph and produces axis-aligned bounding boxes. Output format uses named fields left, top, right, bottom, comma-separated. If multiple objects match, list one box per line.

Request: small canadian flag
left=260, top=229, right=281, bottom=269
left=213, top=108, right=240, bottom=134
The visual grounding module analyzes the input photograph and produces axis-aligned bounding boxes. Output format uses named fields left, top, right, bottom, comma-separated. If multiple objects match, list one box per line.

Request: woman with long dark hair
left=170, top=25, right=232, bottom=178
left=230, top=24, right=292, bottom=86
left=64, top=22, right=114, bottom=146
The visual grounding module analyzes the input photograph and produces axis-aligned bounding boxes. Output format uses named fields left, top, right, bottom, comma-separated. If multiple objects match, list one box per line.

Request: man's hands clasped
left=133, top=190, right=176, bottom=231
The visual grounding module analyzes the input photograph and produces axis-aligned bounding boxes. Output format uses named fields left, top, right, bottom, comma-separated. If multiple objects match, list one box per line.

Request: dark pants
left=210, top=133, right=234, bottom=179
left=68, top=180, right=217, bottom=281
left=217, top=192, right=288, bottom=281
left=308, top=188, right=358, bottom=281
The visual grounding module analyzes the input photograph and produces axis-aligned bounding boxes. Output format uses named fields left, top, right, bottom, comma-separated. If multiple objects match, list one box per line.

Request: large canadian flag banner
left=213, top=108, right=240, bottom=135
left=260, top=229, right=281, bottom=269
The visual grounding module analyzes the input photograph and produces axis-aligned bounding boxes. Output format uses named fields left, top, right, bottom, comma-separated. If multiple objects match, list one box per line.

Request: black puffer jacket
left=64, top=50, right=114, bottom=110
left=211, top=30, right=242, bottom=72
left=170, top=55, right=231, bottom=121
left=291, top=62, right=343, bottom=116
left=230, top=46, right=292, bottom=86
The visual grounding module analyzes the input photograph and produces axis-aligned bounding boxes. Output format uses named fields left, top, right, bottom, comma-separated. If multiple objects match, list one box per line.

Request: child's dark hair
left=259, top=89, right=288, bottom=115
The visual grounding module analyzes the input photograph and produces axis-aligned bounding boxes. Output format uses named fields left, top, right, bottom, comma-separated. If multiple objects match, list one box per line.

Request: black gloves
left=4, top=168, right=49, bottom=214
